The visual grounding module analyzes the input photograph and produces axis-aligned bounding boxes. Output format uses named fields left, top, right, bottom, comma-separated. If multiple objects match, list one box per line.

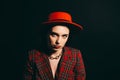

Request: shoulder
left=28, top=49, right=41, bottom=56
left=64, top=46, right=83, bottom=60
left=27, top=49, right=42, bottom=61
left=64, top=46, right=82, bottom=56
left=64, top=46, right=81, bottom=53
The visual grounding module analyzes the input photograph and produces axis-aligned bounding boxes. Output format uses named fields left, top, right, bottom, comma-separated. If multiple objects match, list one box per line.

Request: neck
left=51, top=49, right=62, bottom=56
left=48, top=49, right=63, bottom=60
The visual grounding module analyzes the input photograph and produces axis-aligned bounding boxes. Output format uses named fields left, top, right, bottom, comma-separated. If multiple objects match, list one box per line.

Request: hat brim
left=42, top=20, right=83, bottom=31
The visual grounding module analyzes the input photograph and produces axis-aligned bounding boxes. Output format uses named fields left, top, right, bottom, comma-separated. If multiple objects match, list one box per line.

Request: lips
left=53, top=46, right=61, bottom=49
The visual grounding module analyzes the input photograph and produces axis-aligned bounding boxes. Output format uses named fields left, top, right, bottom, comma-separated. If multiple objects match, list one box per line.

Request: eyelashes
left=50, top=32, right=69, bottom=39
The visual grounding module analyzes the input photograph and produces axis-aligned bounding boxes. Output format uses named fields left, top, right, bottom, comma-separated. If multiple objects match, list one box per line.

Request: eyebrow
left=50, top=31, right=69, bottom=36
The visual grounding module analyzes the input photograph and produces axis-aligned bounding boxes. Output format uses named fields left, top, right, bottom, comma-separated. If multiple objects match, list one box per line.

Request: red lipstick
left=54, top=46, right=61, bottom=49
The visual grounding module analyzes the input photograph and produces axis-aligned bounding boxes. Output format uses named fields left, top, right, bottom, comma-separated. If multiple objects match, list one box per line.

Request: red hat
left=42, top=11, right=83, bottom=30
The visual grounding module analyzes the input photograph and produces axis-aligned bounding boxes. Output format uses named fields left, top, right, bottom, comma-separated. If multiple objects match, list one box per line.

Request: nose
left=56, top=37, right=61, bottom=44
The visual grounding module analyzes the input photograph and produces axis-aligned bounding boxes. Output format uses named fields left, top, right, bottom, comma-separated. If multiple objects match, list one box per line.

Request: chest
left=49, top=58, right=61, bottom=78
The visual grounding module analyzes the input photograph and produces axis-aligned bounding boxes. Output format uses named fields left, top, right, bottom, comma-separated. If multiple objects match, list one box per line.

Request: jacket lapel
left=35, top=52, right=54, bottom=80
left=57, top=47, right=75, bottom=79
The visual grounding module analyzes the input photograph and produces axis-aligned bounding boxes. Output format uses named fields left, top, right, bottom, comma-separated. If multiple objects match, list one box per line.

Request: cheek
left=65, top=37, right=69, bottom=41
left=49, top=36, right=56, bottom=43
left=63, top=38, right=68, bottom=44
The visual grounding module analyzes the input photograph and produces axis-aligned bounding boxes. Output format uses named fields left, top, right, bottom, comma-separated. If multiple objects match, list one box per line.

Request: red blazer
left=24, top=46, right=86, bottom=80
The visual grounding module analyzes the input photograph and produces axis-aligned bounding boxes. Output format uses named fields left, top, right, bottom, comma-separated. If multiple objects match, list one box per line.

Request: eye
left=50, top=33, right=57, bottom=37
left=62, top=35, right=68, bottom=39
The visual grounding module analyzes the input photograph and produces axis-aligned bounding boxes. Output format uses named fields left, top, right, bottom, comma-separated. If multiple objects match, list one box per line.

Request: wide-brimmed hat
left=42, top=11, right=83, bottom=31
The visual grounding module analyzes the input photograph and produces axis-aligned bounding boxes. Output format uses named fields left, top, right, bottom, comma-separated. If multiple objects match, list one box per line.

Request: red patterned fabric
left=24, top=46, right=86, bottom=80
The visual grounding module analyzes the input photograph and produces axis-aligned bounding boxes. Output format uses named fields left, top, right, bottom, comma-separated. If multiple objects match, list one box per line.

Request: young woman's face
left=48, top=25, right=70, bottom=52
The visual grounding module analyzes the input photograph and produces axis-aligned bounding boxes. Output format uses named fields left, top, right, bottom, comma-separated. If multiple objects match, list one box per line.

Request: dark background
left=1, top=0, right=120, bottom=80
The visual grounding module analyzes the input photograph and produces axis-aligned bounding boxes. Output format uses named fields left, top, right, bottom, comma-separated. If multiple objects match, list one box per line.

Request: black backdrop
left=1, top=0, right=120, bottom=80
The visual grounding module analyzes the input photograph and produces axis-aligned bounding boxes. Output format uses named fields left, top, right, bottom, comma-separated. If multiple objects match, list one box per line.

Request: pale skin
left=47, top=25, right=70, bottom=78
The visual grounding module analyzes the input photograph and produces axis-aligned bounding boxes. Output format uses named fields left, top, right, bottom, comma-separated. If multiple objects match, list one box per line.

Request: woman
left=24, top=11, right=86, bottom=80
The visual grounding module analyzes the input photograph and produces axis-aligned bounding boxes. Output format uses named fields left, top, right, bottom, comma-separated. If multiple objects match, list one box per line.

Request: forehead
left=51, top=25, right=70, bottom=33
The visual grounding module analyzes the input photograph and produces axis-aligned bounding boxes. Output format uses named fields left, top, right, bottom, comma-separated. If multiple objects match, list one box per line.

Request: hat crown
left=43, top=11, right=83, bottom=30
left=48, top=12, right=72, bottom=22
